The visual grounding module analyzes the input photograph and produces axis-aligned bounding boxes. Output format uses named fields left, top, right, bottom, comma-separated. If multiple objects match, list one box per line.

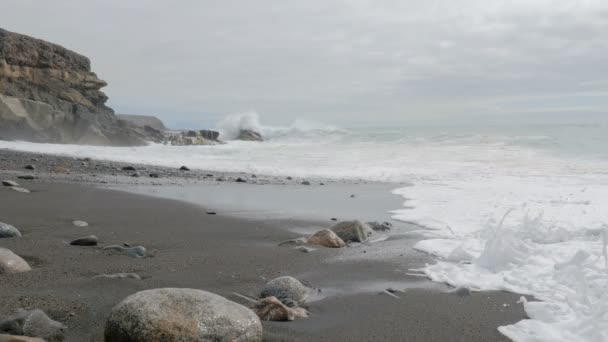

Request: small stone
left=216, top=177, right=225, bottom=182
left=122, top=166, right=136, bottom=171
left=320, top=182, right=325, bottom=185
left=206, top=211, right=217, bottom=215
left=81, top=162, right=88, bottom=166
left=50, top=166, right=69, bottom=174
left=24, top=165, right=35, bottom=170
left=350, top=194, right=355, bottom=198
left=72, top=220, right=88, bottom=227
left=301, top=181, right=311, bottom=185
left=308, top=229, right=346, bottom=248
left=94, top=273, right=141, bottom=280
left=0, top=248, right=31, bottom=274
left=130, top=172, right=140, bottom=177
left=179, top=166, right=190, bottom=171
left=17, top=174, right=36, bottom=180
left=330, top=218, right=338, bottom=221
left=254, top=296, right=309, bottom=321
left=10, top=187, right=30, bottom=193
left=330, top=220, right=374, bottom=243
left=368, top=221, right=393, bottom=231
left=149, top=173, right=159, bottom=178
left=236, top=177, right=246, bottom=183
left=0, top=309, right=65, bottom=341
left=83, top=157, right=92, bottom=162
left=2, top=180, right=19, bottom=187
left=260, top=276, right=311, bottom=305
left=103, top=245, right=147, bottom=258
left=0, top=223, right=21, bottom=238
left=69, top=235, right=98, bottom=246
left=296, top=246, right=313, bottom=253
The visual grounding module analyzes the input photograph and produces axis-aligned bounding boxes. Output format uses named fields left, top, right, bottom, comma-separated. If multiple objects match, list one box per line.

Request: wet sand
left=0, top=149, right=527, bottom=341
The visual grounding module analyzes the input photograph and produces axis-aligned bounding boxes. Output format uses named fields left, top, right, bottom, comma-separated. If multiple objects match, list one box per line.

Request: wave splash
left=216, top=111, right=348, bottom=142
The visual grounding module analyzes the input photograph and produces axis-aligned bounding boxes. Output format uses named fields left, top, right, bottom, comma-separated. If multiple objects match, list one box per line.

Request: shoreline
left=0, top=148, right=528, bottom=341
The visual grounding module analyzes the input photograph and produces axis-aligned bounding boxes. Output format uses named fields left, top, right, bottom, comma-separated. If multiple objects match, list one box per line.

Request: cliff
left=0, top=28, right=150, bottom=145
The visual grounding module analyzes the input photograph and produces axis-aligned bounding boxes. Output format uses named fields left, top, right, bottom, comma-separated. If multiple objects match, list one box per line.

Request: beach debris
left=17, top=174, right=36, bottom=180
left=149, top=173, right=160, bottom=178
left=0, top=334, right=47, bottom=341
left=94, top=273, right=141, bottom=280
left=277, top=237, right=307, bottom=247
left=254, top=296, right=309, bottom=321
left=69, top=235, right=98, bottom=246
left=179, top=165, right=190, bottom=171
left=368, top=221, right=392, bottom=232
left=121, top=166, right=136, bottom=171
left=301, top=181, right=311, bottom=186
left=50, top=166, right=69, bottom=174
left=330, top=220, right=374, bottom=243
left=2, top=180, right=19, bottom=187
left=103, top=245, right=147, bottom=258
left=72, top=220, right=88, bottom=227
left=260, top=276, right=312, bottom=305
left=0, top=248, right=31, bottom=274
left=308, top=229, right=346, bottom=248
left=0, top=223, right=21, bottom=238
left=236, top=177, right=246, bottom=183
left=0, top=309, right=65, bottom=342
left=24, top=165, right=35, bottom=170
left=105, top=288, right=262, bottom=342
left=10, top=187, right=30, bottom=193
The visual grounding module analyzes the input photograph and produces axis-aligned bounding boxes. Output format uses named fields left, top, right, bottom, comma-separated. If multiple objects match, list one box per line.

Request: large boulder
left=0, top=309, right=64, bottom=342
left=0, top=222, right=21, bottom=238
left=330, top=220, right=373, bottom=243
left=0, top=248, right=31, bottom=274
left=308, top=229, right=346, bottom=248
left=236, top=130, right=263, bottom=142
left=0, top=28, right=148, bottom=146
left=260, top=276, right=311, bottom=305
left=104, top=288, right=262, bottom=342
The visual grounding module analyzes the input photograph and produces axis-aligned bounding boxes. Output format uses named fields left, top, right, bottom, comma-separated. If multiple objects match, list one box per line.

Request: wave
left=216, top=111, right=348, bottom=142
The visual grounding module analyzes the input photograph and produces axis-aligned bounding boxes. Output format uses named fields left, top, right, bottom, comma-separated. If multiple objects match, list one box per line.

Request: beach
left=0, top=148, right=527, bottom=341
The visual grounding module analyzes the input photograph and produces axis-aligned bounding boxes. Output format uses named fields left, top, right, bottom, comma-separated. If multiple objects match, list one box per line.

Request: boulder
left=104, top=288, right=262, bottom=342
left=330, top=220, right=373, bottom=243
left=0, top=222, right=21, bottom=238
left=254, top=296, right=309, bottom=321
left=236, top=130, right=263, bottom=142
left=0, top=310, right=64, bottom=342
left=0, top=334, right=47, bottom=342
left=260, top=276, right=311, bottom=305
left=308, top=229, right=346, bottom=248
left=69, top=235, right=98, bottom=246
left=0, top=248, right=31, bottom=274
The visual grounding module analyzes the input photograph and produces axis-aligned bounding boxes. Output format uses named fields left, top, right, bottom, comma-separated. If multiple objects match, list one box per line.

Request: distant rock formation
left=165, top=130, right=223, bottom=146
left=237, top=129, right=264, bottom=142
left=117, top=114, right=167, bottom=131
left=0, top=28, right=152, bottom=146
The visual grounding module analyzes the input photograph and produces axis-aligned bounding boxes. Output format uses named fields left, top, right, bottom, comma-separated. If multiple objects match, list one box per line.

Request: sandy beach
left=0, top=149, right=528, bottom=341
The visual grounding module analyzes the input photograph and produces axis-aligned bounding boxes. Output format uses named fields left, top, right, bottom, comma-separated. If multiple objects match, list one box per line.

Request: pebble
left=206, top=211, right=217, bottom=215
left=94, top=273, right=142, bottom=280
left=103, top=245, right=147, bottom=258
left=24, top=164, right=35, bottom=170
left=69, top=235, right=98, bottom=246
left=122, top=166, right=136, bottom=171
left=72, top=220, right=89, bottom=227
left=296, top=246, right=314, bottom=253
left=10, top=187, right=30, bottom=193
left=131, top=172, right=140, bottom=177
left=236, top=177, right=246, bottom=183
left=50, top=166, right=69, bottom=173
left=301, top=181, right=311, bottom=185
left=17, top=174, right=36, bottom=180
left=149, top=173, right=159, bottom=178
left=179, top=166, right=190, bottom=171
left=1, top=180, right=19, bottom=187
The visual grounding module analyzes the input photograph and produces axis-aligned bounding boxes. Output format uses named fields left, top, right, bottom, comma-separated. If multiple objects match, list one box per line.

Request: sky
left=1, top=0, right=607, bottom=128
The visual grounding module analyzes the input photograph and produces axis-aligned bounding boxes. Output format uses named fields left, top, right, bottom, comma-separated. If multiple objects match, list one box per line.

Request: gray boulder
left=104, top=288, right=262, bottom=342
left=0, top=248, right=31, bottom=274
left=330, top=220, right=373, bottom=243
left=0, top=223, right=21, bottom=238
left=0, top=309, right=64, bottom=342
left=260, top=276, right=311, bottom=305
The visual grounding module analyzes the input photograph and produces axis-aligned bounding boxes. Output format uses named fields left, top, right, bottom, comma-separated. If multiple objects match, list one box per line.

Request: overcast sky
left=1, top=0, right=607, bottom=128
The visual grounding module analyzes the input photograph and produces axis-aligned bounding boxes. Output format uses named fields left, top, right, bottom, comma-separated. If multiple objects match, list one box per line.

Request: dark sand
left=0, top=149, right=528, bottom=341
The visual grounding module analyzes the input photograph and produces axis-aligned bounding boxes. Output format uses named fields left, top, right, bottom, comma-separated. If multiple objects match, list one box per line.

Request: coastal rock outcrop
left=165, top=130, right=223, bottom=146
left=0, top=28, right=150, bottom=146
left=0, top=248, right=31, bottom=274
left=236, top=129, right=263, bottom=142
left=104, top=288, right=262, bottom=342
left=330, top=220, right=373, bottom=243
left=0, top=310, right=65, bottom=342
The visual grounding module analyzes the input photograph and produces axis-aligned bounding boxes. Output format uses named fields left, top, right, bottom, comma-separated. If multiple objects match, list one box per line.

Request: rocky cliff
left=117, top=114, right=167, bottom=131
left=0, top=28, right=148, bottom=145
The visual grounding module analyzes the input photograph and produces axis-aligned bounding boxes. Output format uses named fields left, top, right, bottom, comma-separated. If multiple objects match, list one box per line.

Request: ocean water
left=2, top=112, right=608, bottom=341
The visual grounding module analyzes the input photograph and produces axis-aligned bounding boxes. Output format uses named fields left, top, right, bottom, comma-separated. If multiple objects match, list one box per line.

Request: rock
left=296, top=246, right=314, bottom=253
left=165, top=130, right=222, bottom=146
left=117, top=114, right=167, bottom=131
left=104, top=288, right=262, bottom=342
left=330, top=218, right=338, bottom=221
left=308, top=229, right=346, bottom=248
left=301, top=181, right=311, bottom=186
left=237, top=130, right=263, bottom=142
left=0, top=222, right=21, bottom=238
left=49, top=167, right=68, bottom=174
left=17, top=175, right=36, bottom=180
left=277, top=238, right=307, bottom=247
left=0, top=29, right=148, bottom=146
left=330, top=220, right=373, bottom=243
left=260, top=276, right=311, bottom=305
left=0, top=334, right=47, bottom=342
left=179, top=165, right=190, bottom=171
left=2, top=180, right=19, bottom=187
left=94, top=273, right=141, bottom=280
left=206, top=211, right=217, bottom=215
left=286, top=176, right=292, bottom=180
left=72, top=220, right=88, bottom=227
left=235, top=177, right=246, bottom=183
left=368, top=221, right=392, bottom=231
left=103, top=245, right=147, bottom=258
left=254, top=296, right=309, bottom=321
left=0, top=248, right=31, bottom=274
left=130, top=172, right=140, bottom=177
left=69, top=235, right=98, bottom=246
left=149, top=173, right=159, bottom=178
left=122, top=166, right=136, bottom=171
left=0, top=309, right=64, bottom=342
left=24, top=165, right=35, bottom=170
left=10, top=187, right=30, bottom=193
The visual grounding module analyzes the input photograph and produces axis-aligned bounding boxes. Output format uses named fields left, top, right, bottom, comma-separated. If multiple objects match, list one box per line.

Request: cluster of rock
left=279, top=220, right=384, bottom=251
left=164, top=129, right=223, bottom=146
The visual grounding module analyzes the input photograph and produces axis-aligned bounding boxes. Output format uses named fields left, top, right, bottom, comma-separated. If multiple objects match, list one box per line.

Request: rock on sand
left=260, top=276, right=311, bottom=305
left=0, top=223, right=21, bottom=238
left=0, top=248, right=31, bottom=274
left=254, top=296, right=309, bottom=321
left=104, top=288, right=262, bottom=342
left=308, top=229, right=346, bottom=248
left=330, top=220, right=373, bottom=243
left=69, top=235, right=98, bottom=246
left=0, top=309, right=64, bottom=342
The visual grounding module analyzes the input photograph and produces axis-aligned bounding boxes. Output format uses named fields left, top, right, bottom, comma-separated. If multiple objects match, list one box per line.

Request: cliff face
left=0, top=28, right=148, bottom=146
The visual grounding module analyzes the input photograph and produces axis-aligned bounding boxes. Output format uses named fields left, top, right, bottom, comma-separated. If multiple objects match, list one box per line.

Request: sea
left=1, top=112, right=608, bottom=342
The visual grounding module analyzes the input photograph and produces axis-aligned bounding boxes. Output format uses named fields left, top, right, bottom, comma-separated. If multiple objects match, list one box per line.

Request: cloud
left=1, top=0, right=607, bottom=127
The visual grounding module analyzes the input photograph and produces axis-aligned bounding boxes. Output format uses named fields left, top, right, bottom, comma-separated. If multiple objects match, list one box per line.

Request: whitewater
left=1, top=112, right=608, bottom=341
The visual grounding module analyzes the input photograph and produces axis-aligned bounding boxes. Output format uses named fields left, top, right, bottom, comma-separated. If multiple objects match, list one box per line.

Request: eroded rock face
left=104, top=288, right=262, bottom=342
left=0, top=28, right=147, bottom=146
left=0, top=248, right=31, bottom=274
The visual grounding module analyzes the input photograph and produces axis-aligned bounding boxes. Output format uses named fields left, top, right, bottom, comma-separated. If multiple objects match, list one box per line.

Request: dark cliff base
left=0, top=151, right=527, bottom=342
